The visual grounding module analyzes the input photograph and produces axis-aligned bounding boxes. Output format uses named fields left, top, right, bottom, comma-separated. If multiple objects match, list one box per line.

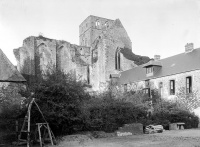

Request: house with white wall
left=118, top=43, right=200, bottom=115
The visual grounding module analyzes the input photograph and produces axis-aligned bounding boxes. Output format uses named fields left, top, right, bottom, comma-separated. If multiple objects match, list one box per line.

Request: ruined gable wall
left=104, top=39, right=123, bottom=81
left=14, top=36, right=91, bottom=84
left=103, top=19, right=135, bottom=73
left=89, top=19, right=135, bottom=91
left=104, top=19, right=132, bottom=49
left=14, top=36, right=35, bottom=75
left=35, top=37, right=57, bottom=74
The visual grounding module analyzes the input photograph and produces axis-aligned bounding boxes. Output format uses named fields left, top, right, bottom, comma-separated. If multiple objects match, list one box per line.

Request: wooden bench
left=176, top=122, right=185, bottom=130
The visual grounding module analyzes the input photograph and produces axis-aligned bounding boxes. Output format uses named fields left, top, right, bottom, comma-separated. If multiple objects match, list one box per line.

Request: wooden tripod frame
left=18, top=98, right=56, bottom=147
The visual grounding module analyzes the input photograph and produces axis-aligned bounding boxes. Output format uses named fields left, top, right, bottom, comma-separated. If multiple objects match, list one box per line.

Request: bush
left=19, top=69, right=149, bottom=135
left=19, top=69, right=199, bottom=137
left=20, top=69, right=91, bottom=136
left=150, top=100, right=199, bottom=129
left=83, top=97, right=148, bottom=132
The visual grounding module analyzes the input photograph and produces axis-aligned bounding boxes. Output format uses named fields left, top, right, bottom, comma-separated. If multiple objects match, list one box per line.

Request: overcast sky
left=0, top=0, right=200, bottom=65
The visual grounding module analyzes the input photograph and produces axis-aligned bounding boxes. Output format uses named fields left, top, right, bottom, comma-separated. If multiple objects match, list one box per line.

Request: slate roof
left=119, top=48, right=200, bottom=84
left=0, top=49, right=26, bottom=82
left=110, top=74, right=120, bottom=78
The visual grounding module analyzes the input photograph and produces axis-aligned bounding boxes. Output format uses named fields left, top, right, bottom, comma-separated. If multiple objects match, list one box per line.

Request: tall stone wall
left=35, top=37, right=57, bottom=74
left=14, top=36, right=91, bottom=85
left=14, top=16, right=136, bottom=91
left=90, top=38, right=104, bottom=91
left=14, top=36, right=35, bottom=76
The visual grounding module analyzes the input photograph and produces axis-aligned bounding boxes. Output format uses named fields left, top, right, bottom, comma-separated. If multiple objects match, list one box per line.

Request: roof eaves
left=122, top=68, right=200, bottom=85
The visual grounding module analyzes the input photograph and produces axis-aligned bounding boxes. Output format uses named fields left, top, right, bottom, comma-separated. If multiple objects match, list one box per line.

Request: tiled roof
left=119, top=48, right=200, bottom=84
left=0, top=49, right=26, bottom=82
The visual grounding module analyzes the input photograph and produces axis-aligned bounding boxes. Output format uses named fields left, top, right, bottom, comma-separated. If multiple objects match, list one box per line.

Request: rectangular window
left=146, top=67, right=153, bottom=74
left=143, top=88, right=150, bottom=97
left=170, top=80, right=175, bottom=95
left=124, top=84, right=127, bottom=92
left=186, top=76, right=192, bottom=93
left=145, top=80, right=150, bottom=87
left=87, top=65, right=90, bottom=84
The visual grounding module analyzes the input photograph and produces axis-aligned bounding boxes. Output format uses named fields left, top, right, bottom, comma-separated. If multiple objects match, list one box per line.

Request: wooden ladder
left=17, top=99, right=34, bottom=147
left=17, top=98, right=56, bottom=147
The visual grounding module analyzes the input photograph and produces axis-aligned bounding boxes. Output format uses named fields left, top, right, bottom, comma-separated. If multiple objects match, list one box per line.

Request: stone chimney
left=185, top=43, right=194, bottom=53
left=154, top=55, right=161, bottom=61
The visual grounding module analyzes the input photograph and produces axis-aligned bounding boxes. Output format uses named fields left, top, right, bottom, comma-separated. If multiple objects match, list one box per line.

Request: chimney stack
left=154, top=55, right=160, bottom=61
left=185, top=43, right=194, bottom=53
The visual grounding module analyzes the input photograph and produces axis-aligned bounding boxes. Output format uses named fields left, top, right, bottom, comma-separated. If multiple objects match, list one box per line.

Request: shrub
left=21, top=70, right=91, bottom=136
left=83, top=97, right=148, bottom=132
left=150, top=100, right=199, bottom=129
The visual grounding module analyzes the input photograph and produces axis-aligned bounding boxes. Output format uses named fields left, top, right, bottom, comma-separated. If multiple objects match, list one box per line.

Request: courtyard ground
left=54, top=129, right=200, bottom=147
left=1, top=129, right=200, bottom=147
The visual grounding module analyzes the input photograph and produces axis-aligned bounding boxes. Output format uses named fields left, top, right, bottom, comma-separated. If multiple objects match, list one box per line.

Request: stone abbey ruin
left=14, top=15, right=150, bottom=91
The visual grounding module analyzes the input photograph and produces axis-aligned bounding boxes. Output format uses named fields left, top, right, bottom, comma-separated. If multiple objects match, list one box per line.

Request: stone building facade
left=119, top=43, right=200, bottom=115
left=14, top=15, right=135, bottom=91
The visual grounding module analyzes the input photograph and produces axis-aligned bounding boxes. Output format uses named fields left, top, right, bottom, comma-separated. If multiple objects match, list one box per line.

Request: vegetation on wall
left=120, top=47, right=151, bottom=65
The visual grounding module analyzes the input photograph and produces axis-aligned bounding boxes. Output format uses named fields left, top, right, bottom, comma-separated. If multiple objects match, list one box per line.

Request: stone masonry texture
left=14, top=15, right=135, bottom=91
left=126, top=70, right=200, bottom=101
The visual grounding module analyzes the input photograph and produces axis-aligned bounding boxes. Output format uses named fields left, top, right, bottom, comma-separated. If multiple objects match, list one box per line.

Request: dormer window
left=143, top=60, right=162, bottom=77
left=145, top=66, right=153, bottom=77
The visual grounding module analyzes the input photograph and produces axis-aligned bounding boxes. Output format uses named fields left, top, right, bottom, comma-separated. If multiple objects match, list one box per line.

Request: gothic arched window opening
left=87, top=65, right=90, bottom=84
left=115, top=48, right=121, bottom=70
left=105, top=21, right=109, bottom=29
left=95, top=20, right=100, bottom=28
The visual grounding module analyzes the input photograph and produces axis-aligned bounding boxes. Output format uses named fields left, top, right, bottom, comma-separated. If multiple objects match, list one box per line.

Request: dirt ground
left=1, top=129, right=200, bottom=147
left=54, top=129, right=200, bottom=147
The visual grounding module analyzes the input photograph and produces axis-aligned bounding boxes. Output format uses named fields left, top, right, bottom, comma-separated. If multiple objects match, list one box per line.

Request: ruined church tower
left=79, top=15, right=114, bottom=47
left=79, top=15, right=135, bottom=91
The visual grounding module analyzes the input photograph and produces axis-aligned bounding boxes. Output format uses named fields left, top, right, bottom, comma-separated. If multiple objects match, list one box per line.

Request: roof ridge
left=0, top=49, right=26, bottom=82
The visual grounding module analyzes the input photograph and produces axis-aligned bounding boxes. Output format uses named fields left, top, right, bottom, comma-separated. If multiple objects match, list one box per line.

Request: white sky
left=0, top=0, right=200, bottom=65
